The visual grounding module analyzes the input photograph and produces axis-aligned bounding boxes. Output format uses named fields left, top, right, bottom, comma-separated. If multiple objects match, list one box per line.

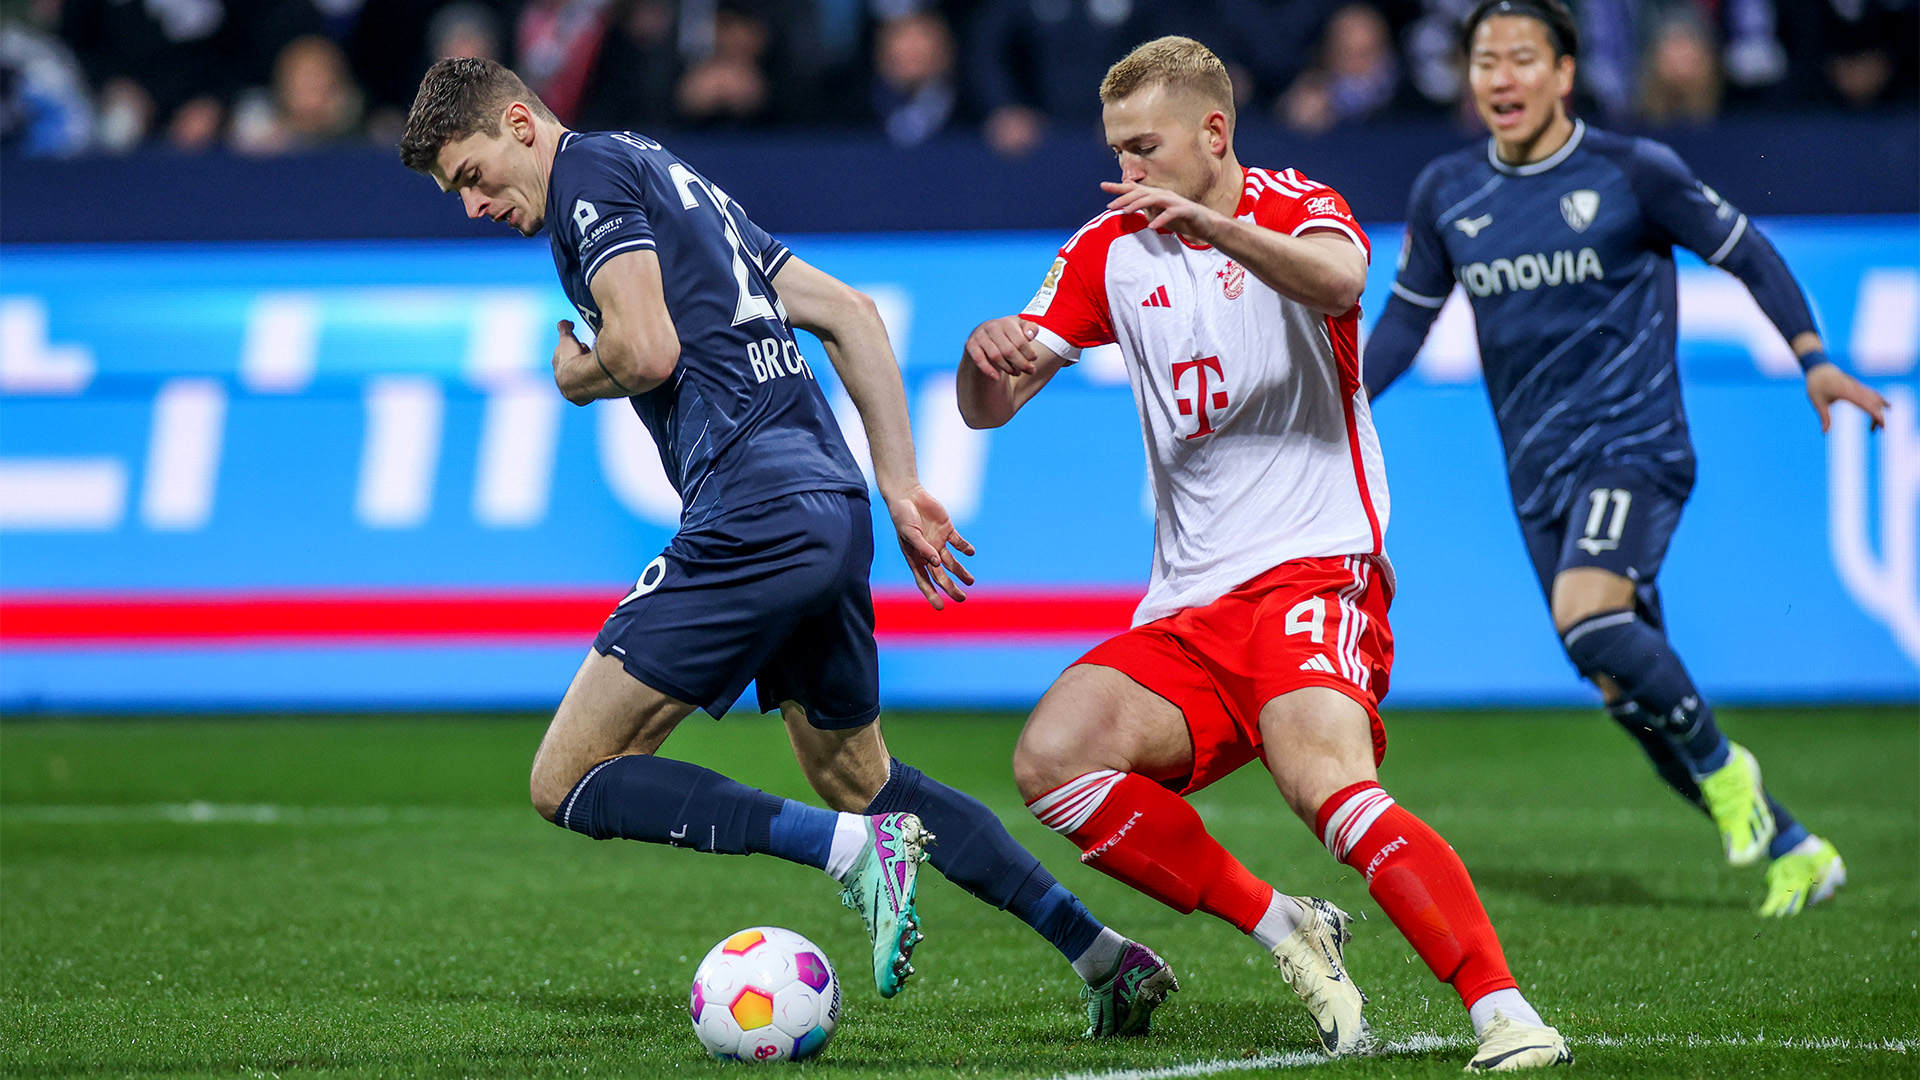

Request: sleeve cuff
left=583, top=237, right=658, bottom=285
left=1025, top=323, right=1083, bottom=363
left=1293, top=218, right=1370, bottom=263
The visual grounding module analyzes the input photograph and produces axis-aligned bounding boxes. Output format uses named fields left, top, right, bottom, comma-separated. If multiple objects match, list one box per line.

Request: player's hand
left=1806, top=361, right=1887, bottom=433
left=1101, top=180, right=1223, bottom=243
left=553, top=320, right=590, bottom=374
left=887, top=484, right=976, bottom=610
left=964, top=315, right=1042, bottom=380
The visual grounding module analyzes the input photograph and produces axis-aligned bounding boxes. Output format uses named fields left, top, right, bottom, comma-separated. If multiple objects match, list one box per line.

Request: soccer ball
left=689, top=926, right=841, bottom=1062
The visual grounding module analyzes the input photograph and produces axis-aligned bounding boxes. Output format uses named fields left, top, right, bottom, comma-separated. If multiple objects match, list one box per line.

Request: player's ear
left=506, top=101, right=537, bottom=145
left=1555, top=54, right=1576, bottom=98
left=1205, top=109, right=1230, bottom=155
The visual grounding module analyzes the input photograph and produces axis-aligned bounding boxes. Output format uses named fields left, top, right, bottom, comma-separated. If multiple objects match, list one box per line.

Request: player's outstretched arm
left=774, top=255, right=975, bottom=608
left=1712, top=236, right=1886, bottom=431
left=955, top=316, right=1070, bottom=429
left=552, top=250, right=681, bottom=404
left=1630, top=141, right=1887, bottom=432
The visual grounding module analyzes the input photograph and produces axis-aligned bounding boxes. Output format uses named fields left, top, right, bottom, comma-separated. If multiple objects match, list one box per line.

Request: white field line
left=0, top=803, right=513, bottom=825
left=1050, top=1032, right=1914, bottom=1080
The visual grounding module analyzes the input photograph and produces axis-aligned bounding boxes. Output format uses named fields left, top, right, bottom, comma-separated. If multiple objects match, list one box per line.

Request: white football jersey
left=1021, top=167, right=1390, bottom=625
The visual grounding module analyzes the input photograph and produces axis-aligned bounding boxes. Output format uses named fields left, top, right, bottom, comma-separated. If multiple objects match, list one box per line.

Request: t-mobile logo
left=1172, top=355, right=1228, bottom=439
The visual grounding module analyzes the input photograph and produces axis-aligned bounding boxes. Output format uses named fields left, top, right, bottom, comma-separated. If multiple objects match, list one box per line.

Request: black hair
left=1460, top=0, right=1579, bottom=60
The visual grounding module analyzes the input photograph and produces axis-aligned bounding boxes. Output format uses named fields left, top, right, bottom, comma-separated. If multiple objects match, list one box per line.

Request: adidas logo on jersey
left=1141, top=285, right=1171, bottom=308
left=1300, top=654, right=1337, bottom=674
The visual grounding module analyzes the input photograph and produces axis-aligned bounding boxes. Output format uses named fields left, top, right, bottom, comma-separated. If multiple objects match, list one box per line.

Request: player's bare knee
left=1015, top=685, right=1119, bottom=801
left=1012, top=710, right=1096, bottom=802
left=1551, top=568, right=1636, bottom=632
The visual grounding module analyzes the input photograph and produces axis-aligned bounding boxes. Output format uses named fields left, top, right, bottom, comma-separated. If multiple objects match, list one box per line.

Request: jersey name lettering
left=747, top=336, right=815, bottom=384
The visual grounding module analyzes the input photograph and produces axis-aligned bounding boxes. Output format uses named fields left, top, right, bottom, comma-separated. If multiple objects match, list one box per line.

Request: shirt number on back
left=667, top=162, right=780, bottom=327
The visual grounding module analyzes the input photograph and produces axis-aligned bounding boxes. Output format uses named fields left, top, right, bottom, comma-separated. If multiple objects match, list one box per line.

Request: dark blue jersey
left=1365, top=121, right=1817, bottom=524
left=546, top=130, right=866, bottom=529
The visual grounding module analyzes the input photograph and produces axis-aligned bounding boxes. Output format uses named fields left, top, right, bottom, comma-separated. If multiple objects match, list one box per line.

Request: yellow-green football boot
left=1760, top=836, right=1846, bottom=917
left=1698, top=742, right=1775, bottom=867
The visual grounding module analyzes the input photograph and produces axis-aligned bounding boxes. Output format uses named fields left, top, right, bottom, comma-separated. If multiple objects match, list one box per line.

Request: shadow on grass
left=1474, top=867, right=1747, bottom=910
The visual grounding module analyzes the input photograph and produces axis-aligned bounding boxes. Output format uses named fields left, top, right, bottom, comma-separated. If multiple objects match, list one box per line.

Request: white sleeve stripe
left=583, top=237, right=657, bottom=283
left=1293, top=218, right=1370, bottom=261
left=1391, top=281, right=1448, bottom=308
left=1706, top=214, right=1748, bottom=267
left=764, top=246, right=793, bottom=275
left=1027, top=324, right=1083, bottom=363
left=1063, top=209, right=1125, bottom=253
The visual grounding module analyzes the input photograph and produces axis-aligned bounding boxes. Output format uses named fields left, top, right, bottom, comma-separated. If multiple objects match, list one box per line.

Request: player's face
left=1103, top=85, right=1222, bottom=203
left=432, top=107, right=546, bottom=236
left=1467, top=16, right=1575, bottom=147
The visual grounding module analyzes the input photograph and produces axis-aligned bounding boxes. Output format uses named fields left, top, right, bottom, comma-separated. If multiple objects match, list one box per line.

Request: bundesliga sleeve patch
left=1022, top=257, right=1068, bottom=317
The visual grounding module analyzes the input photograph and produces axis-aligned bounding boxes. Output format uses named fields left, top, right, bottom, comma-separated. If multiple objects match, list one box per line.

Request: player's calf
left=1314, top=780, right=1565, bottom=1067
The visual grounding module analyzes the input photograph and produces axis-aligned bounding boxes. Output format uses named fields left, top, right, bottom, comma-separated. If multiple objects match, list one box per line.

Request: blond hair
left=1099, top=37, right=1235, bottom=126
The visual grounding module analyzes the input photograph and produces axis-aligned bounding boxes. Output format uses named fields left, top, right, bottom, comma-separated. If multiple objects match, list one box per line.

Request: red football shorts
left=1073, top=554, right=1394, bottom=796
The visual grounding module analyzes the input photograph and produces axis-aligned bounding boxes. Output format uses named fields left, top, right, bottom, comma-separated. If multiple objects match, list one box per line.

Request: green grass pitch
left=2, top=707, right=1915, bottom=1079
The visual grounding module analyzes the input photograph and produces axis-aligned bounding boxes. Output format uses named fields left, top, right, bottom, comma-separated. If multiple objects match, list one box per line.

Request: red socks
left=1029, top=770, right=1275, bottom=933
left=1029, top=771, right=1519, bottom=1011
left=1316, top=780, right=1517, bottom=1006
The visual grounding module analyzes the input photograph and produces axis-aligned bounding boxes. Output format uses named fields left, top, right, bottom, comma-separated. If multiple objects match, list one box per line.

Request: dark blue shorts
left=1518, top=463, right=1692, bottom=626
left=593, top=489, right=880, bottom=729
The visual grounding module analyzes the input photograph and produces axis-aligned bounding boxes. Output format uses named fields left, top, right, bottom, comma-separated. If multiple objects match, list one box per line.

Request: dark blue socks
left=554, top=754, right=839, bottom=871
left=1766, top=795, right=1811, bottom=860
left=1606, top=700, right=1706, bottom=812
left=865, top=759, right=1105, bottom=963
left=1561, top=611, right=1730, bottom=774
left=1570, top=612, right=1810, bottom=860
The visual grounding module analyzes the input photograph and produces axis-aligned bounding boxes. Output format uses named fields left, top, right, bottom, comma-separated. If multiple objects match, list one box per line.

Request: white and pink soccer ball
left=689, top=926, right=841, bottom=1062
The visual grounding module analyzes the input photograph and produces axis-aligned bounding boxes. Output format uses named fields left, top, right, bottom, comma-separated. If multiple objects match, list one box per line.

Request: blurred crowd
left=3, top=0, right=1915, bottom=158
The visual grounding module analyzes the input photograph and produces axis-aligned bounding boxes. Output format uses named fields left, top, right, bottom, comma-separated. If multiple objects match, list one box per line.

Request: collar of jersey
left=1485, top=119, right=1585, bottom=177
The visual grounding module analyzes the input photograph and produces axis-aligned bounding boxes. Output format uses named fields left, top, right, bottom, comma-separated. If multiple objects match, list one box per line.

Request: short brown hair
left=1099, top=37, right=1235, bottom=126
left=399, top=57, right=555, bottom=174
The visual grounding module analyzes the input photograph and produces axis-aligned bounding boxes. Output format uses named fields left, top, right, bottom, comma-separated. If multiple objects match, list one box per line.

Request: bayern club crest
left=1219, top=260, right=1246, bottom=299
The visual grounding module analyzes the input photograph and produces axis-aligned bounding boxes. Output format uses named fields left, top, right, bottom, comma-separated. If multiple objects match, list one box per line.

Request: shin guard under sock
left=1032, top=770, right=1273, bottom=934
left=1317, top=781, right=1516, bottom=1008
left=1606, top=700, right=1707, bottom=812
left=1562, top=611, right=1729, bottom=774
left=555, top=754, right=836, bottom=870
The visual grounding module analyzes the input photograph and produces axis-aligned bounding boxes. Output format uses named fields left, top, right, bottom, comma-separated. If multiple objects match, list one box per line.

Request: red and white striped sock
left=1028, top=770, right=1274, bottom=933
left=1316, top=780, right=1518, bottom=1010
